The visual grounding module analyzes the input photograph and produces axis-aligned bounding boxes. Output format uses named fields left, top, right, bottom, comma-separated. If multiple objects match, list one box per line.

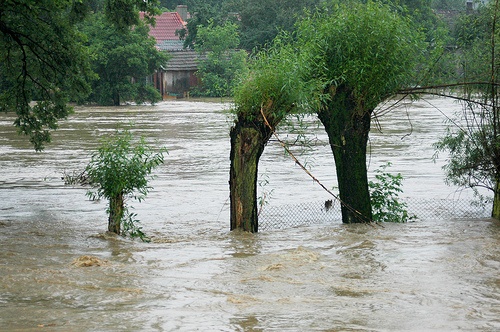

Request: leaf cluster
left=433, top=1, right=500, bottom=200
left=297, top=0, right=426, bottom=112
left=193, top=20, right=248, bottom=97
left=123, top=211, right=149, bottom=241
left=369, top=163, right=416, bottom=223
left=85, top=129, right=166, bottom=202
left=232, top=35, right=305, bottom=126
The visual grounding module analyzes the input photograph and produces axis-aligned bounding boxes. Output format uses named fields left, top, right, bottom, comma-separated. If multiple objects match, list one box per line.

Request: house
left=142, top=6, right=200, bottom=99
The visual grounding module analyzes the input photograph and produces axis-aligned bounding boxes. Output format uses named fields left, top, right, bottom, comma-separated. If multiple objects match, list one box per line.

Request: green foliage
left=424, top=1, right=500, bottom=86
left=181, top=0, right=321, bottom=52
left=233, top=34, right=306, bottom=124
left=233, top=0, right=321, bottom=51
left=431, top=0, right=500, bottom=218
left=257, top=173, right=274, bottom=216
left=79, top=13, right=169, bottom=106
left=369, top=163, right=416, bottom=223
left=434, top=103, right=500, bottom=195
left=122, top=211, right=149, bottom=241
left=180, top=0, right=235, bottom=49
left=432, top=0, right=466, bottom=11
left=104, top=0, right=162, bottom=29
left=0, top=0, right=164, bottom=150
left=298, top=0, right=426, bottom=111
left=0, top=0, right=93, bottom=150
left=194, top=20, right=248, bottom=98
left=453, top=3, right=499, bottom=85
left=85, top=129, right=166, bottom=240
left=434, top=1, right=500, bottom=202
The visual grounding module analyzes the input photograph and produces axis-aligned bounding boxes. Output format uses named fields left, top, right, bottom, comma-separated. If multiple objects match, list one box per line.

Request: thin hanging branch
left=259, top=106, right=377, bottom=225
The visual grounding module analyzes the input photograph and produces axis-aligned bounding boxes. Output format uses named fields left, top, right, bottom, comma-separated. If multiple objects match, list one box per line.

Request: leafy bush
left=369, top=163, right=416, bottom=223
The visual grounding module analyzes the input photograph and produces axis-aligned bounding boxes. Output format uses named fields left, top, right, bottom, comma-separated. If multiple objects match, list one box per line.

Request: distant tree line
left=0, top=0, right=481, bottom=149
left=176, top=0, right=485, bottom=97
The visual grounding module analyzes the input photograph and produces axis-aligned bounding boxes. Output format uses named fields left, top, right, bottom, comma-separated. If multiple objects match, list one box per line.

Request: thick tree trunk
left=318, top=87, right=373, bottom=223
left=229, top=120, right=270, bottom=232
left=108, top=193, right=124, bottom=234
left=492, top=178, right=500, bottom=219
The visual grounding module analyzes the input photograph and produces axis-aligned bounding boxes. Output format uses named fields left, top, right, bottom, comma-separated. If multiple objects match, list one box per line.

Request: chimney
left=176, top=5, right=188, bottom=22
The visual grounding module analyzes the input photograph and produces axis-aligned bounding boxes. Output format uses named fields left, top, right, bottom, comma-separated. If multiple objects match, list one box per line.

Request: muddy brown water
left=0, top=98, right=499, bottom=331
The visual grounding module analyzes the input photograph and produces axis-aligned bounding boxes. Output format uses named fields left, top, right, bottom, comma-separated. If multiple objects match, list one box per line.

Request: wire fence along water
left=258, top=198, right=491, bottom=230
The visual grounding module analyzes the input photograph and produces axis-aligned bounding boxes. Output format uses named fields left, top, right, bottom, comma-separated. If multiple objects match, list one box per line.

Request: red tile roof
left=140, top=11, right=186, bottom=42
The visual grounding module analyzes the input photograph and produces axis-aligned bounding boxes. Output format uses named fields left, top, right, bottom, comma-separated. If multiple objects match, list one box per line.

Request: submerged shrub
left=369, top=163, right=416, bottom=223
left=85, top=129, right=166, bottom=241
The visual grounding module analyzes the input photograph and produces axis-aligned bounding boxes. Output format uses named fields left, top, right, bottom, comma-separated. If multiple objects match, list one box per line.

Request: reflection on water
left=0, top=98, right=499, bottom=331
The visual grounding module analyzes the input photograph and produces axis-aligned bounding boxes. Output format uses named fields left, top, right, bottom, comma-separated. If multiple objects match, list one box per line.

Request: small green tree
left=85, top=130, right=166, bottom=239
left=229, top=36, right=304, bottom=232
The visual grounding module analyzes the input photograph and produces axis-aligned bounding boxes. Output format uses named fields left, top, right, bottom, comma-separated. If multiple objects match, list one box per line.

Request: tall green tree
left=229, top=36, right=304, bottom=232
left=80, top=13, right=169, bottom=106
left=298, top=0, right=425, bottom=223
left=233, top=0, right=321, bottom=51
left=0, top=0, right=161, bottom=150
left=194, top=20, right=248, bottom=97
left=179, top=0, right=235, bottom=49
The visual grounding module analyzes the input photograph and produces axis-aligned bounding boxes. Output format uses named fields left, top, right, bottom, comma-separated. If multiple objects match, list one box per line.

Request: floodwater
left=0, top=97, right=499, bottom=331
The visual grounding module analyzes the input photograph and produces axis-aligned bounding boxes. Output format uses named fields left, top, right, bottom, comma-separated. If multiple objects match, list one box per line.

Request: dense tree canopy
left=193, top=20, right=248, bottom=97
left=233, top=0, right=321, bottom=51
left=179, top=0, right=321, bottom=51
left=0, top=0, right=161, bottom=150
left=79, top=13, right=169, bottom=106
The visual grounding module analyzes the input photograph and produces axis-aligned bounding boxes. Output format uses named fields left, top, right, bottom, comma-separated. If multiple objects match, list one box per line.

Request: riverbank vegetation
left=433, top=1, right=500, bottom=219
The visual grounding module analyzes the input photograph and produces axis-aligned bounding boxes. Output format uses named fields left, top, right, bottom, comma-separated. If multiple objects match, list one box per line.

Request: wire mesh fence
left=258, top=198, right=491, bottom=231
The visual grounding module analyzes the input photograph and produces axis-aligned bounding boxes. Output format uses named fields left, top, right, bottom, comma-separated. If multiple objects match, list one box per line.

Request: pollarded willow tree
left=296, top=0, right=426, bottom=223
left=229, top=38, right=306, bottom=232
